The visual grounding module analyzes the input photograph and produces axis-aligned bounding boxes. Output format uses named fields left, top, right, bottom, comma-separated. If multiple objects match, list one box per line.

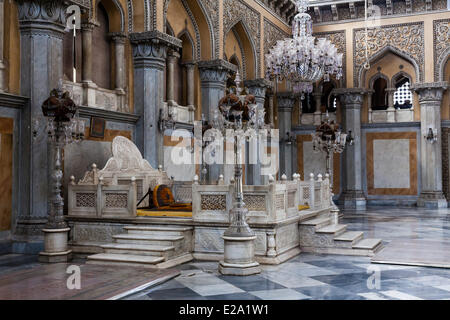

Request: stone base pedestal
left=219, top=235, right=261, bottom=276
left=417, top=192, right=448, bottom=208
left=339, top=191, right=366, bottom=210
left=39, top=228, right=72, bottom=263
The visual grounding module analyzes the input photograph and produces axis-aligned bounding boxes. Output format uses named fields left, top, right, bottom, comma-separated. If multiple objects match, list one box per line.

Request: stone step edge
left=101, top=243, right=175, bottom=252
left=316, top=224, right=347, bottom=234
left=124, top=225, right=193, bottom=232
left=112, top=234, right=184, bottom=241
left=333, top=231, right=364, bottom=242
left=87, top=253, right=165, bottom=264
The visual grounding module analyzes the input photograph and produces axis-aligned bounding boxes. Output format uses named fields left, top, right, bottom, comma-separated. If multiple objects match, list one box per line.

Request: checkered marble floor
left=125, top=207, right=450, bottom=300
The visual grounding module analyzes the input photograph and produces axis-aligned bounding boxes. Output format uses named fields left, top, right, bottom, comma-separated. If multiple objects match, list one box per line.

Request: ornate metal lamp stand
left=38, top=85, right=84, bottom=263
left=311, top=116, right=353, bottom=224
left=215, top=84, right=264, bottom=276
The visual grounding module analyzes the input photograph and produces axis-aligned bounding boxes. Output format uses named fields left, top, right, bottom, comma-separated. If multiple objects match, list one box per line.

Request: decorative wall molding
left=263, top=17, right=289, bottom=74
left=223, top=0, right=261, bottom=76
left=354, top=22, right=424, bottom=87
left=434, top=19, right=450, bottom=82
left=180, top=0, right=201, bottom=61
left=309, top=0, right=448, bottom=26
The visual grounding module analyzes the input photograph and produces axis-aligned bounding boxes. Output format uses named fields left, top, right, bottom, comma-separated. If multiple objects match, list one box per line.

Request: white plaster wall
left=373, top=139, right=410, bottom=189
left=303, top=141, right=329, bottom=178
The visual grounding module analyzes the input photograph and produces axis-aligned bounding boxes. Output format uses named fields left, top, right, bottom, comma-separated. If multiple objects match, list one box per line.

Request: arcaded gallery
left=0, top=0, right=449, bottom=303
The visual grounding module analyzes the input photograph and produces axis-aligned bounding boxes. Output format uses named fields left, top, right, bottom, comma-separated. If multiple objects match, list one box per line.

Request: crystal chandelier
left=265, top=0, right=343, bottom=98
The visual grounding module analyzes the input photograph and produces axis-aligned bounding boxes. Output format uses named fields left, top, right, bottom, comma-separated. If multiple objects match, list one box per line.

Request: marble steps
left=101, top=243, right=176, bottom=259
left=299, top=213, right=383, bottom=256
left=86, top=224, right=194, bottom=269
left=112, top=234, right=184, bottom=247
left=333, top=231, right=364, bottom=248
left=123, top=225, right=193, bottom=236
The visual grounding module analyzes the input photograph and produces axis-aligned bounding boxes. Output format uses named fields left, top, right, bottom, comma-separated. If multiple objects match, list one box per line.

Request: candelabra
left=36, top=84, right=84, bottom=263
left=425, top=127, right=438, bottom=144
left=311, top=117, right=353, bottom=222
left=213, top=84, right=265, bottom=275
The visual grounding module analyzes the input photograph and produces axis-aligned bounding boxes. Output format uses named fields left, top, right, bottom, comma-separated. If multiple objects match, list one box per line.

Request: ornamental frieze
left=353, top=22, right=424, bottom=86
left=263, top=18, right=289, bottom=55
left=434, top=19, right=450, bottom=81
left=223, top=0, right=261, bottom=76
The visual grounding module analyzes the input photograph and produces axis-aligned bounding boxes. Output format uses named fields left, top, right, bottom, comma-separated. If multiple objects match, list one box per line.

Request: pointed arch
left=95, top=0, right=125, bottom=32
left=177, top=28, right=195, bottom=61
left=164, top=0, right=214, bottom=60
left=224, top=20, right=257, bottom=80
left=357, top=45, right=420, bottom=88
left=436, top=47, right=450, bottom=82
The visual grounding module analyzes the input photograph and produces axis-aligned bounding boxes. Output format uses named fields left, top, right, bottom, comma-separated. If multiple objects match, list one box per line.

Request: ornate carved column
left=267, top=89, right=275, bottom=127
left=110, top=32, right=127, bottom=111
left=182, top=61, right=196, bottom=108
left=15, top=0, right=72, bottom=243
left=334, top=88, right=366, bottom=210
left=0, top=0, right=7, bottom=92
left=386, top=87, right=396, bottom=122
left=198, top=59, right=236, bottom=122
left=312, top=92, right=322, bottom=125
left=413, top=82, right=449, bottom=208
left=81, top=21, right=95, bottom=84
left=277, top=92, right=295, bottom=179
left=130, top=31, right=182, bottom=168
left=198, top=59, right=236, bottom=183
left=244, top=78, right=272, bottom=185
left=166, top=49, right=180, bottom=105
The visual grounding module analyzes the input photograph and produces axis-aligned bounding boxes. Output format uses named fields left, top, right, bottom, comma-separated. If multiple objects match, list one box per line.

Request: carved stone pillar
left=198, top=59, right=236, bottom=183
left=81, top=21, right=95, bottom=84
left=0, top=0, right=7, bottom=92
left=198, top=59, right=237, bottom=122
left=267, top=90, right=275, bottom=127
left=386, top=87, right=396, bottom=122
left=413, top=82, right=449, bottom=208
left=110, top=32, right=127, bottom=112
left=277, top=92, right=295, bottom=179
left=182, top=61, right=196, bottom=108
left=312, top=92, right=322, bottom=124
left=166, top=49, right=180, bottom=105
left=367, top=89, right=374, bottom=123
left=334, top=88, right=366, bottom=210
left=244, top=78, right=272, bottom=185
left=15, top=0, right=68, bottom=243
left=130, top=31, right=182, bottom=169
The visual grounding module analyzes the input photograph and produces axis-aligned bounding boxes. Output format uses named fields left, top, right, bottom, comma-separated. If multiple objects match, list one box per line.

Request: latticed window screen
left=394, top=81, right=412, bottom=105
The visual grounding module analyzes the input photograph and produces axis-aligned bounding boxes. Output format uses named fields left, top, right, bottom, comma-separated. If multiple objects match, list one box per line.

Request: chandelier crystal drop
left=265, top=0, right=343, bottom=98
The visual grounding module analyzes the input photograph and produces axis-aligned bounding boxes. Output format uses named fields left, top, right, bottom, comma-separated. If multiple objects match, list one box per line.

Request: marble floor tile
left=379, top=290, right=423, bottom=300
left=260, top=271, right=327, bottom=288
left=207, top=292, right=262, bottom=300
left=249, top=288, right=311, bottom=300
left=217, top=275, right=286, bottom=291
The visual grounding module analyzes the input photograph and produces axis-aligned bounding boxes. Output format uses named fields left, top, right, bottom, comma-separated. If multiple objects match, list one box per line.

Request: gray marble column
left=81, top=21, right=95, bottom=84
left=277, top=92, right=295, bottom=179
left=130, top=31, right=181, bottom=169
left=110, top=32, right=127, bottom=112
left=413, top=82, right=449, bottom=208
left=110, top=32, right=127, bottom=92
left=334, top=88, right=367, bottom=210
left=15, top=0, right=69, bottom=241
left=182, top=61, right=196, bottom=108
left=198, top=59, right=236, bottom=183
left=244, top=78, right=272, bottom=185
left=166, top=49, right=180, bottom=105
left=198, top=59, right=236, bottom=122
left=0, top=0, right=7, bottom=92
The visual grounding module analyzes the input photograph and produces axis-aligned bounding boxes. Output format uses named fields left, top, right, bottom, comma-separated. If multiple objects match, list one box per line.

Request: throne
left=68, top=136, right=173, bottom=218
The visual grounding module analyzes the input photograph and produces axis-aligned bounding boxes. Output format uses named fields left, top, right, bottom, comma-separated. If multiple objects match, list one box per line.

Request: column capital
left=130, top=31, right=181, bottom=69
left=198, top=59, right=236, bottom=84
left=333, top=88, right=367, bottom=108
left=109, top=32, right=127, bottom=44
left=182, top=60, right=197, bottom=68
left=244, top=78, right=272, bottom=99
left=81, top=20, right=97, bottom=31
left=412, top=82, right=449, bottom=104
left=277, top=92, right=296, bottom=111
left=16, top=0, right=73, bottom=35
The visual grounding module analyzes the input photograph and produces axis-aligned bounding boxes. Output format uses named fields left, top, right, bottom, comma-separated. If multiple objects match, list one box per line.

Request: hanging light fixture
left=265, top=0, right=343, bottom=98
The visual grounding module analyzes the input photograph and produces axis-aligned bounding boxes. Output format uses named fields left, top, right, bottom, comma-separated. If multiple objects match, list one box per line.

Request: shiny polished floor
left=125, top=207, right=450, bottom=300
